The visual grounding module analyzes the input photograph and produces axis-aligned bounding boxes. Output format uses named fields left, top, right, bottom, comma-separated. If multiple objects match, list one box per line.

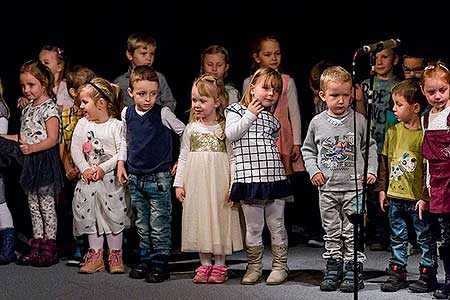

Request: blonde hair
left=319, top=66, right=352, bottom=92
left=79, top=77, right=124, bottom=120
left=129, top=65, right=159, bottom=90
left=241, top=67, right=282, bottom=108
left=190, top=74, right=228, bottom=124
left=127, top=33, right=156, bottom=54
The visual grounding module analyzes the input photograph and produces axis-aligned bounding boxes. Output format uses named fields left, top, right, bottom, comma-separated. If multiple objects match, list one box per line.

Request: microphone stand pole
left=349, top=49, right=376, bottom=300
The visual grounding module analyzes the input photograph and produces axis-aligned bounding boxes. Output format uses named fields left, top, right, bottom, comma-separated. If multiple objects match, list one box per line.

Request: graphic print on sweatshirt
left=82, top=131, right=108, bottom=166
left=321, top=133, right=355, bottom=171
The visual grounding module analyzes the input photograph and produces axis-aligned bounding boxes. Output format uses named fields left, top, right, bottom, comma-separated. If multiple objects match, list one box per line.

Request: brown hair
left=241, top=67, right=283, bottom=109
left=20, top=59, right=56, bottom=101
left=129, top=65, right=159, bottom=90
left=392, top=78, right=428, bottom=113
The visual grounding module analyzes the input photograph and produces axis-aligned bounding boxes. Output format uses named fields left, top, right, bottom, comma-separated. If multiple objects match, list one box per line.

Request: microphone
left=361, top=38, right=401, bottom=53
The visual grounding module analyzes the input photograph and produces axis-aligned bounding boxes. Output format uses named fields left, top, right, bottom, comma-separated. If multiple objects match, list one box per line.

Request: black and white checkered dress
left=225, top=103, right=291, bottom=203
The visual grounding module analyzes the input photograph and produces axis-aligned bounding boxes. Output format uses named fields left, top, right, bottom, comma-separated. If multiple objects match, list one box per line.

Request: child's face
left=253, top=40, right=281, bottom=70
left=375, top=49, right=398, bottom=79
left=403, top=57, right=425, bottom=79
left=20, top=72, right=46, bottom=102
left=421, top=76, right=450, bottom=112
left=392, top=93, right=419, bottom=123
left=129, top=80, right=159, bottom=112
left=250, top=77, right=280, bottom=108
left=127, top=45, right=155, bottom=68
left=203, top=53, right=228, bottom=80
left=191, top=85, right=219, bottom=123
left=79, top=89, right=103, bottom=121
left=319, top=80, right=352, bottom=115
left=39, top=49, right=62, bottom=78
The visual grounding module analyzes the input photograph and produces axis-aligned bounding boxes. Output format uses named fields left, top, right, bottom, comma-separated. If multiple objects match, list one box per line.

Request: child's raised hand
left=247, top=99, right=264, bottom=116
left=175, top=187, right=185, bottom=202
left=311, top=172, right=326, bottom=186
left=415, top=200, right=429, bottom=220
left=17, top=97, right=29, bottom=109
left=91, top=166, right=105, bottom=181
left=117, top=161, right=128, bottom=185
left=379, top=190, right=389, bottom=212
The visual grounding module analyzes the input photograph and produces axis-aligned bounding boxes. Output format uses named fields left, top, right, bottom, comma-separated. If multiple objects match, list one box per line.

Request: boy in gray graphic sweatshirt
left=301, top=66, right=378, bottom=293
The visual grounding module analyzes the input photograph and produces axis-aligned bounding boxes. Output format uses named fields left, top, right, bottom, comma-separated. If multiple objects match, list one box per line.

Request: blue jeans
left=388, top=198, right=437, bottom=268
left=128, top=171, right=172, bottom=258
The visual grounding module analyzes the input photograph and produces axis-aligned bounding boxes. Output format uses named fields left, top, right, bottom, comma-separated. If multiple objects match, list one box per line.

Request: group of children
left=0, top=32, right=449, bottom=298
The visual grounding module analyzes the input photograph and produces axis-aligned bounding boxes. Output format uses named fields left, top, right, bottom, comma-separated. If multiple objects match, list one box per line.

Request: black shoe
left=320, top=258, right=343, bottom=291
left=380, top=264, right=408, bottom=292
left=129, top=261, right=151, bottom=279
left=145, top=269, right=170, bottom=283
left=409, top=265, right=437, bottom=293
left=340, top=261, right=364, bottom=293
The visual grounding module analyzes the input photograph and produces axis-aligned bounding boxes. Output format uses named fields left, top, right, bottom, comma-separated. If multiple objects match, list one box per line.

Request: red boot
left=16, top=238, right=41, bottom=266
left=35, top=239, right=59, bottom=267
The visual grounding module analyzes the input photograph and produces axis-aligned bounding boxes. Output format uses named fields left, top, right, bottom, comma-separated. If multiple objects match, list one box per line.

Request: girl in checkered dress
left=225, top=67, right=291, bottom=285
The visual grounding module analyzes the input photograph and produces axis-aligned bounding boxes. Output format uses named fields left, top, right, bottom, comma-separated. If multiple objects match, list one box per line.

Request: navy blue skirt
left=20, top=145, right=64, bottom=194
left=230, top=179, right=292, bottom=203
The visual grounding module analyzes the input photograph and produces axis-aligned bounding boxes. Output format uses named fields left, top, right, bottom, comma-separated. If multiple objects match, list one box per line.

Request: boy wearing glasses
left=402, top=53, right=426, bottom=80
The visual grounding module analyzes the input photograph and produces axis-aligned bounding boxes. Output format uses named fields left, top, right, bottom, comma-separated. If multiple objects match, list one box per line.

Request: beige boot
left=241, top=245, right=264, bottom=285
left=79, top=249, right=105, bottom=274
left=266, top=244, right=288, bottom=285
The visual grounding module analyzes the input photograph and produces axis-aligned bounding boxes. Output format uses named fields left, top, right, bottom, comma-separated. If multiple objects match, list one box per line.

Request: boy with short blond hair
left=302, top=66, right=378, bottom=292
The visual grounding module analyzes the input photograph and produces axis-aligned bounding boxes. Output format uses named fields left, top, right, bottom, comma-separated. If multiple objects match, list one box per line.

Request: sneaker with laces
left=193, top=265, right=212, bottom=283
left=79, top=249, right=105, bottom=274
left=108, top=249, right=125, bottom=274
left=208, top=265, right=228, bottom=283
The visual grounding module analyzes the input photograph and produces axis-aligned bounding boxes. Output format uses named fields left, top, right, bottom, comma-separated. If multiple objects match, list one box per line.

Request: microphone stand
left=349, top=49, right=376, bottom=300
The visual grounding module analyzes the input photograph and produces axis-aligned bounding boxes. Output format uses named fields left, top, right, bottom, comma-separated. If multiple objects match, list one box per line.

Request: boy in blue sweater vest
left=117, top=65, right=185, bottom=283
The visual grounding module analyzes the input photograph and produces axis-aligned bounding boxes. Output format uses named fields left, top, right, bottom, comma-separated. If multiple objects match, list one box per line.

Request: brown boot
left=108, top=249, right=125, bottom=274
left=79, top=249, right=105, bottom=274
left=266, top=244, right=288, bottom=285
left=241, top=245, right=264, bottom=285
left=36, top=239, right=59, bottom=267
left=16, top=238, right=41, bottom=266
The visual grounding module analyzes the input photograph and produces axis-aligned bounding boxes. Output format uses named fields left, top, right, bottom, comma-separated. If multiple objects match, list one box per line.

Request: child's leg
left=265, top=199, right=288, bottom=285
left=340, top=191, right=364, bottom=292
left=240, top=203, right=265, bottom=285
left=380, top=198, right=409, bottom=292
left=408, top=204, right=437, bottom=293
left=433, top=213, right=450, bottom=299
left=28, top=192, right=44, bottom=239
left=106, top=232, right=124, bottom=274
left=146, top=172, right=172, bottom=283
left=0, top=201, right=16, bottom=264
left=207, top=254, right=228, bottom=284
left=37, top=186, right=57, bottom=240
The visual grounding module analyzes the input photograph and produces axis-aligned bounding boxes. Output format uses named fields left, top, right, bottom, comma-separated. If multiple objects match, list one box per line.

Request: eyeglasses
left=402, top=66, right=424, bottom=74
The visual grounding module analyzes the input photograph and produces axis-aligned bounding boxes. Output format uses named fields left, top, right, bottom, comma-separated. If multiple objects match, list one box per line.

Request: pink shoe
left=193, top=265, right=212, bottom=283
left=208, top=265, right=228, bottom=283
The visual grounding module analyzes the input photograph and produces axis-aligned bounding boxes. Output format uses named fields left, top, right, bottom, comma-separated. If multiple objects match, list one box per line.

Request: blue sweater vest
left=125, top=104, right=172, bottom=175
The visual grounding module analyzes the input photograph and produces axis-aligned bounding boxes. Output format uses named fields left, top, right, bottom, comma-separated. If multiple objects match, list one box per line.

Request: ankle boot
left=108, top=249, right=125, bottom=274
left=146, top=254, right=170, bottom=283
left=17, top=238, right=41, bottom=266
left=434, top=256, right=450, bottom=299
left=0, top=228, right=17, bottom=265
left=36, top=239, right=59, bottom=267
left=409, top=265, right=437, bottom=293
left=266, top=244, right=288, bottom=285
left=79, top=249, right=105, bottom=273
left=241, top=245, right=264, bottom=285
left=380, top=263, right=408, bottom=292
left=340, top=261, right=364, bottom=292
left=320, top=258, right=343, bottom=291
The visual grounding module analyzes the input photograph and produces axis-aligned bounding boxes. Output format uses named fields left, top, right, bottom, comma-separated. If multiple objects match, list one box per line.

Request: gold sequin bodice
left=190, top=131, right=226, bottom=152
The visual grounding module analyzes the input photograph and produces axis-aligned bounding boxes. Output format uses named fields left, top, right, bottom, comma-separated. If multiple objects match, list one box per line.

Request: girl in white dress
left=174, top=74, right=243, bottom=284
left=71, top=77, right=130, bottom=274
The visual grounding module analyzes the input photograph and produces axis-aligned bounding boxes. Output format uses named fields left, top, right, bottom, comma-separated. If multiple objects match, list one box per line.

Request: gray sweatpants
left=319, top=191, right=366, bottom=262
